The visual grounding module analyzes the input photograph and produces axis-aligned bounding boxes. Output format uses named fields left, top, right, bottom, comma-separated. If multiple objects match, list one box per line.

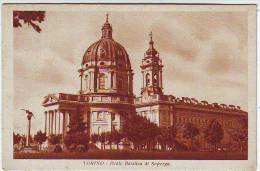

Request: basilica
left=42, top=15, right=247, bottom=150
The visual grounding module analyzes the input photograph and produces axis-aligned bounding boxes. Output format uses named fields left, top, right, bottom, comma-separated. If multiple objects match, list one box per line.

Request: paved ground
left=14, top=150, right=247, bottom=160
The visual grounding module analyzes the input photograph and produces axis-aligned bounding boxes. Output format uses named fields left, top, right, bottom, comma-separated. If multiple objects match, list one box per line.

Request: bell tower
left=140, top=32, right=163, bottom=96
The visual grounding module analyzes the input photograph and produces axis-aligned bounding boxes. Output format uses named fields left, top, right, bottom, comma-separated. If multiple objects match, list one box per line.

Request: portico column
left=62, top=111, right=70, bottom=136
left=48, top=111, right=51, bottom=136
left=62, top=111, right=66, bottom=138
left=44, top=111, right=47, bottom=134
left=54, top=110, right=57, bottom=134
left=58, top=110, right=60, bottom=134
left=66, top=112, right=70, bottom=132
left=51, top=111, right=54, bottom=135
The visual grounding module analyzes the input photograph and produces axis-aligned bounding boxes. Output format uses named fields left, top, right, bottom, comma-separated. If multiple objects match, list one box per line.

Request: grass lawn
left=14, top=150, right=247, bottom=160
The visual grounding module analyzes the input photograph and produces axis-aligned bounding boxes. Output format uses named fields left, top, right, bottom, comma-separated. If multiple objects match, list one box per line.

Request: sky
left=13, top=11, right=248, bottom=134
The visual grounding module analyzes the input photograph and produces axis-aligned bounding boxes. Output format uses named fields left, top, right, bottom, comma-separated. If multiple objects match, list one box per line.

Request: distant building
left=42, top=15, right=247, bottom=151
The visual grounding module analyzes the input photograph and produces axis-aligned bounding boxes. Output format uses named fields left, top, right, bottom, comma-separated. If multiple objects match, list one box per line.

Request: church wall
left=173, top=106, right=247, bottom=150
left=88, top=106, right=129, bottom=135
left=136, top=103, right=174, bottom=127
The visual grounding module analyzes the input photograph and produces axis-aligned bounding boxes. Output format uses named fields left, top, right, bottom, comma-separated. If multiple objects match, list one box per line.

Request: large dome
left=81, top=16, right=131, bottom=70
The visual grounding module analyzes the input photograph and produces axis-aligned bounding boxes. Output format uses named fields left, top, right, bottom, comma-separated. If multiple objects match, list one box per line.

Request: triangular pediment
left=42, top=94, right=59, bottom=105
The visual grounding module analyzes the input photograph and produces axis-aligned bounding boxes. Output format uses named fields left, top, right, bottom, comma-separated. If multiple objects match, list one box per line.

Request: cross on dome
left=101, top=13, right=112, bottom=39
left=106, top=13, right=109, bottom=22
left=149, top=31, right=153, bottom=41
left=148, top=31, right=155, bottom=49
left=145, top=31, right=158, bottom=57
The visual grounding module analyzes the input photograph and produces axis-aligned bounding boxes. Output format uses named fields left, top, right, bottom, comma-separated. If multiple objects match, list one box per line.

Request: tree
left=204, top=120, right=224, bottom=151
left=90, top=133, right=99, bottom=144
left=228, top=118, right=248, bottom=152
left=34, top=130, right=47, bottom=150
left=111, top=130, right=124, bottom=150
left=20, top=134, right=27, bottom=147
left=182, top=122, right=200, bottom=151
left=165, top=125, right=177, bottom=150
left=64, top=108, right=89, bottom=152
left=122, top=114, right=160, bottom=150
left=99, top=132, right=107, bottom=150
left=144, top=119, right=161, bottom=151
left=13, top=11, right=45, bottom=33
left=49, top=134, right=62, bottom=152
left=49, top=134, right=62, bottom=145
left=157, top=125, right=177, bottom=151
left=105, top=132, right=113, bottom=149
left=13, top=132, right=22, bottom=145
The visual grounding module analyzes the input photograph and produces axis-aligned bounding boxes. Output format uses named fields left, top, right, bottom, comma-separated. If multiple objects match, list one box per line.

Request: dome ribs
left=81, top=16, right=131, bottom=70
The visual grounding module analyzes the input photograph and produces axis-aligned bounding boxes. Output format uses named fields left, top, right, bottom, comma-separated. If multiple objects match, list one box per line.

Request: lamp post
left=21, top=109, right=35, bottom=147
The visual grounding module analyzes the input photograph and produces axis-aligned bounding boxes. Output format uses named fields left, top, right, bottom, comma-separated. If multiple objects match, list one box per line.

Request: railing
left=175, top=97, right=243, bottom=112
left=135, top=94, right=244, bottom=112
left=59, top=93, right=80, bottom=101
left=58, top=93, right=244, bottom=112
left=58, top=93, right=133, bottom=104
left=89, top=96, right=133, bottom=104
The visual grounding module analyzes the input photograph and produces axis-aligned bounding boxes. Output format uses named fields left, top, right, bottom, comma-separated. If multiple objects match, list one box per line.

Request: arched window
left=117, top=76, right=123, bottom=90
left=145, top=73, right=150, bottom=87
left=153, top=73, right=158, bottom=86
left=99, top=73, right=105, bottom=89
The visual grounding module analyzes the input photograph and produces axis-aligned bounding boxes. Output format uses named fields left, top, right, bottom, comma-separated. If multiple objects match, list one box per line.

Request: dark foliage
left=48, top=134, right=62, bottom=145
left=183, top=122, right=200, bottom=139
left=53, top=144, right=62, bottom=153
left=64, top=109, right=89, bottom=152
left=157, top=125, right=177, bottom=151
left=34, top=130, right=47, bottom=145
left=111, top=130, right=124, bottom=149
left=204, top=120, right=224, bottom=149
left=228, top=118, right=248, bottom=151
left=173, top=139, right=188, bottom=151
left=182, top=122, right=200, bottom=151
left=13, top=11, right=45, bottom=33
left=90, top=133, right=99, bottom=144
left=13, top=132, right=22, bottom=145
left=122, top=114, right=161, bottom=150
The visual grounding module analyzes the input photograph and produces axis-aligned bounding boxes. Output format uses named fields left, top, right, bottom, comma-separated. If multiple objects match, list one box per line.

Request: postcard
left=2, top=3, right=257, bottom=170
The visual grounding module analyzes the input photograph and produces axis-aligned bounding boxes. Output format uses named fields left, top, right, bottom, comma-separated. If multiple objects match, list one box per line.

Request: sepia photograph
left=2, top=3, right=257, bottom=171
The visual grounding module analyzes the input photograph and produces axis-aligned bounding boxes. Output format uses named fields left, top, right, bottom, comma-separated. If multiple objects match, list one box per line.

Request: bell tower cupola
left=140, top=32, right=163, bottom=96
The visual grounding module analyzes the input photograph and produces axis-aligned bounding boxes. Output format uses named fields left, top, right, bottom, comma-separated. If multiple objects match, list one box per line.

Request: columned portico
left=43, top=106, right=73, bottom=138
